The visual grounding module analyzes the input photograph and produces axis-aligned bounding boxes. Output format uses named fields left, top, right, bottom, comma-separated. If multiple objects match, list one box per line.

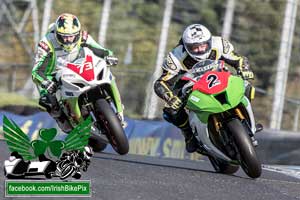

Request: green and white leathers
left=32, top=24, right=124, bottom=121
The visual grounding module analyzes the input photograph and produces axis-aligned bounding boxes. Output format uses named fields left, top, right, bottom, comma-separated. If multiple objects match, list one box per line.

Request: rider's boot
left=50, top=108, right=72, bottom=133
left=163, top=107, right=198, bottom=153
left=39, top=93, right=72, bottom=133
left=180, top=123, right=198, bottom=153
left=256, top=123, right=263, bottom=133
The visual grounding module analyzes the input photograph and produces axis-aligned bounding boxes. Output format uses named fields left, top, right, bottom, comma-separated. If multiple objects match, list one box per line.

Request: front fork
left=110, top=78, right=124, bottom=114
left=212, top=107, right=257, bottom=146
left=61, top=79, right=123, bottom=130
left=234, top=107, right=256, bottom=140
left=61, top=98, right=83, bottom=127
left=67, top=98, right=100, bottom=127
left=236, top=107, right=258, bottom=146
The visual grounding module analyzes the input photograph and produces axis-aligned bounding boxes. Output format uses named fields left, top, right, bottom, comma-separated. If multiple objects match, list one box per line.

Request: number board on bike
left=192, top=71, right=230, bottom=94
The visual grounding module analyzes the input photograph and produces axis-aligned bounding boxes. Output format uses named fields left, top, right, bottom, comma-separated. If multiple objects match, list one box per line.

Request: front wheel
left=227, top=119, right=262, bottom=178
left=95, top=99, right=129, bottom=155
left=208, top=156, right=239, bottom=175
left=88, top=133, right=108, bottom=152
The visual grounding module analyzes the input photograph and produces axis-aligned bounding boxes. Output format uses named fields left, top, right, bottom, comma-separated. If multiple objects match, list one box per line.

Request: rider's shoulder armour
left=210, top=36, right=234, bottom=59
left=162, top=45, right=189, bottom=73
left=47, top=23, right=56, bottom=33
left=37, top=23, right=56, bottom=53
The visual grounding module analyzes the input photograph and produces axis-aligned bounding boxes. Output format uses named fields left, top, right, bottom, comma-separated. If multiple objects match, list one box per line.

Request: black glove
left=168, top=96, right=182, bottom=110
left=41, top=80, right=57, bottom=94
left=240, top=69, right=254, bottom=80
left=105, top=56, right=118, bottom=66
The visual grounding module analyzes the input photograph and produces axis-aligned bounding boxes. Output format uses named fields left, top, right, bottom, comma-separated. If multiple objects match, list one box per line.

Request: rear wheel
left=208, top=156, right=239, bottom=174
left=88, top=133, right=108, bottom=152
left=95, top=99, right=129, bottom=155
left=227, top=119, right=261, bottom=178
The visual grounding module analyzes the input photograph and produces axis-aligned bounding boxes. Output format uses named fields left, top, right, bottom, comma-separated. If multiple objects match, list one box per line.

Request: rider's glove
left=240, top=70, right=254, bottom=80
left=168, top=96, right=182, bottom=110
left=237, top=68, right=254, bottom=80
left=41, top=80, right=57, bottom=94
left=105, top=56, right=118, bottom=66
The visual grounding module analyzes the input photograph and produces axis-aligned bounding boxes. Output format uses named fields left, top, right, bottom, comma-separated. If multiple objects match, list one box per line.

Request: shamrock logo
left=31, top=128, right=64, bottom=158
left=2, top=115, right=92, bottom=161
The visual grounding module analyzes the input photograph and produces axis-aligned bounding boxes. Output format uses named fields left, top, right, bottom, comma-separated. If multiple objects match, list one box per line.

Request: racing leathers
left=32, top=24, right=124, bottom=132
left=154, top=36, right=256, bottom=153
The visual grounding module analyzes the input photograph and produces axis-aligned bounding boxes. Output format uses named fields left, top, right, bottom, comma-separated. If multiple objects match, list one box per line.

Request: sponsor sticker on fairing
left=190, top=95, right=200, bottom=102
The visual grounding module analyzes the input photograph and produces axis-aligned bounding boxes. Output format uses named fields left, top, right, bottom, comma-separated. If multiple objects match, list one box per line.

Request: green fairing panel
left=241, top=96, right=249, bottom=107
left=186, top=76, right=245, bottom=123
left=110, top=79, right=123, bottom=113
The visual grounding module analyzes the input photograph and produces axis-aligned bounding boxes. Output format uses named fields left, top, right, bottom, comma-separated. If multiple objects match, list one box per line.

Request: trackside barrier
left=256, top=130, right=300, bottom=165
left=0, top=111, right=299, bottom=164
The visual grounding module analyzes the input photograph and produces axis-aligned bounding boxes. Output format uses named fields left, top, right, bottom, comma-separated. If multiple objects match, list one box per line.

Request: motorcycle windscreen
left=186, top=75, right=245, bottom=123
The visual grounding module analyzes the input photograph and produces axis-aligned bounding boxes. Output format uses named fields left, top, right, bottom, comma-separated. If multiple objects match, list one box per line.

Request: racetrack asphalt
left=0, top=141, right=300, bottom=200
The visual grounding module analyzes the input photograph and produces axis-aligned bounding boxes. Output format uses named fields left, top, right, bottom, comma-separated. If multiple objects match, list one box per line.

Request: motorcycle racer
left=32, top=13, right=124, bottom=132
left=154, top=24, right=261, bottom=153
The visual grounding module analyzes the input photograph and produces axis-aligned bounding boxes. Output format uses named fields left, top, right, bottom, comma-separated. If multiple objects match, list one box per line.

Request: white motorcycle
left=53, top=47, right=129, bottom=155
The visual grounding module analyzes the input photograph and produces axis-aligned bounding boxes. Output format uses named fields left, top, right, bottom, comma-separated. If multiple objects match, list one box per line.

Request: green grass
left=0, top=92, right=40, bottom=108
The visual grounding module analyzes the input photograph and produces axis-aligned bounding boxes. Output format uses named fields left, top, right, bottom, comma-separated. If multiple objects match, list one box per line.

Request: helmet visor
left=185, top=41, right=211, bottom=56
left=56, top=32, right=80, bottom=45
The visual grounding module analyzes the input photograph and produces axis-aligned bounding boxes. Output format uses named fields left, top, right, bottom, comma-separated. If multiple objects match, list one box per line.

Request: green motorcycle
left=180, top=59, right=261, bottom=178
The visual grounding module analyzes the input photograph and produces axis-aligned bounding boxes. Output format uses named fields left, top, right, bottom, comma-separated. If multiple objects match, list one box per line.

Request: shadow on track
left=92, top=152, right=249, bottom=179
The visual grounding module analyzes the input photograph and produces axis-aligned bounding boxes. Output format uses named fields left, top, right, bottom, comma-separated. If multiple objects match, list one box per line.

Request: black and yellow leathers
left=154, top=36, right=253, bottom=104
left=154, top=36, right=256, bottom=152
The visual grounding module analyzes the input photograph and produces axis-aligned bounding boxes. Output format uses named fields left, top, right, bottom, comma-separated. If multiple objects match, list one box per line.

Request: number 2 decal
left=206, top=74, right=220, bottom=89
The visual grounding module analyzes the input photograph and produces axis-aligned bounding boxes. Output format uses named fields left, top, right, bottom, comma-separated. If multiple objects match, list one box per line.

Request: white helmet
left=182, top=24, right=212, bottom=61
